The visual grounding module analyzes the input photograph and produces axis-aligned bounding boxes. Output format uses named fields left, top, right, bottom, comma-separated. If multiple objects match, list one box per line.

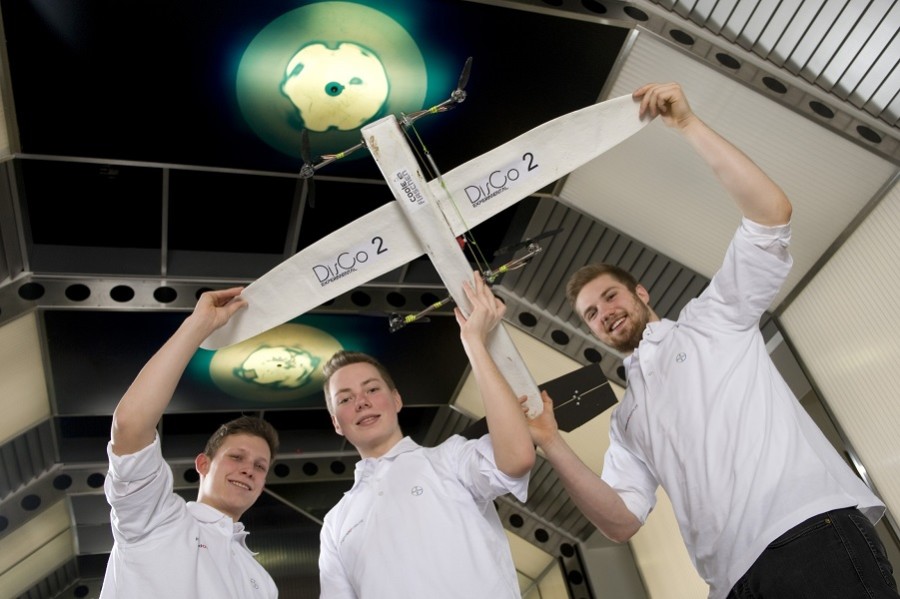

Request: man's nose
left=354, top=394, right=371, bottom=410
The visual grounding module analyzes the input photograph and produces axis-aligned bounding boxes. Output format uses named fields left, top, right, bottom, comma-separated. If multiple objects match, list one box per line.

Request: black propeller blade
left=493, top=228, right=564, bottom=259
left=297, top=128, right=317, bottom=209
left=450, top=56, right=473, bottom=105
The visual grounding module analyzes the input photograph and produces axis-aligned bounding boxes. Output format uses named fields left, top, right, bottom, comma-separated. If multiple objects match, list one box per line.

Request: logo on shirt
left=195, top=536, right=208, bottom=550
left=410, top=485, right=424, bottom=496
left=675, top=352, right=687, bottom=363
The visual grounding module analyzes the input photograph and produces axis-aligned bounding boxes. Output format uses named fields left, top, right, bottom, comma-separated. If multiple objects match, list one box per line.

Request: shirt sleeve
left=104, top=433, right=185, bottom=543
left=684, top=217, right=792, bottom=331
left=600, top=424, right=659, bottom=523
left=740, top=217, right=791, bottom=261
left=451, top=434, right=529, bottom=503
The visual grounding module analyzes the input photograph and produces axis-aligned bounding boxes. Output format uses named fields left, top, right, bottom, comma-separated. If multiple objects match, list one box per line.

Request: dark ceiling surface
left=6, top=0, right=623, bottom=277
left=0, top=1, right=635, bottom=598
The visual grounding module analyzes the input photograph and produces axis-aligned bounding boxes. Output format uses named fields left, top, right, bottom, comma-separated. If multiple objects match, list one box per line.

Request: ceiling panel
left=649, top=0, right=900, bottom=128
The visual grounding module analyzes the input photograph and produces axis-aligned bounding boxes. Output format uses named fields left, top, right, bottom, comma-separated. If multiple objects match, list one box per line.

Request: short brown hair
left=203, top=415, right=279, bottom=461
left=322, top=350, right=396, bottom=414
left=565, top=263, right=640, bottom=309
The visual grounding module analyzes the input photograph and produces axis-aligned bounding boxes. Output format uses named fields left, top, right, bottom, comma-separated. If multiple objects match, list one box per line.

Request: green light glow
left=236, top=2, right=427, bottom=160
left=209, top=323, right=343, bottom=403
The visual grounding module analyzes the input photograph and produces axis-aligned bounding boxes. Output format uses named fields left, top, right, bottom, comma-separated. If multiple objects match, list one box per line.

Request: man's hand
left=187, top=286, right=248, bottom=338
left=633, top=82, right=697, bottom=131
left=455, top=271, right=504, bottom=346
left=526, top=391, right=562, bottom=450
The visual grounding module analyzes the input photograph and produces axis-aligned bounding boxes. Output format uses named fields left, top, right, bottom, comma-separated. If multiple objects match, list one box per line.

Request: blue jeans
left=728, top=507, right=899, bottom=599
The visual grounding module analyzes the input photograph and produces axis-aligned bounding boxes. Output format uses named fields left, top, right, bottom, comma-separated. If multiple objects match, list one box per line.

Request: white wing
left=201, top=201, right=420, bottom=349
left=433, top=93, right=647, bottom=234
left=202, top=93, right=650, bottom=350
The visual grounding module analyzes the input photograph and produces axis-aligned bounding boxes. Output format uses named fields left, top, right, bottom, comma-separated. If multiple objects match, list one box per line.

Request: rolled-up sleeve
left=105, top=434, right=183, bottom=543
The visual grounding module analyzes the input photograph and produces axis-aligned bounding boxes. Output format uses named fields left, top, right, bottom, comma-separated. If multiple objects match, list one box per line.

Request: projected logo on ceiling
left=282, top=42, right=389, bottom=132
left=209, top=323, right=343, bottom=403
left=233, top=345, right=320, bottom=390
left=236, top=2, right=427, bottom=161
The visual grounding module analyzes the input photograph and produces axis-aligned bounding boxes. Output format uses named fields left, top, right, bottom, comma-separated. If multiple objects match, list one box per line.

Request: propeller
left=492, top=227, right=564, bottom=259
left=400, top=56, right=474, bottom=128
left=387, top=311, right=433, bottom=333
left=450, top=56, right=473, bottom=106
left=296, top=128, right=317, bottom=209
left=358, top=307, right=440, bottom=333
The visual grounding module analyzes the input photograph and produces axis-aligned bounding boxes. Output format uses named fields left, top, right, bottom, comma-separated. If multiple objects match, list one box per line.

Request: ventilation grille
left=0, top=420, right=55, bottom=499
left=648, top=0, right=900, bottom=126
left=14, top=559, right=79, bottom=599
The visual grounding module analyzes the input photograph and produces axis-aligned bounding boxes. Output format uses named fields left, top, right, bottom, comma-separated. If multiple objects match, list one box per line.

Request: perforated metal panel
left=645, top=0, right=900, bottom=125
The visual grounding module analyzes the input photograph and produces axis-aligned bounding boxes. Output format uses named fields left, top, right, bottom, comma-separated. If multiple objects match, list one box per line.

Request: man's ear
left=195, top=452, right=210, bottom=476
left=636, top=284, right=651, bottom=305
left=393, top=389, right=403, bottom=413
left=331, top=414, right=344, bottom=437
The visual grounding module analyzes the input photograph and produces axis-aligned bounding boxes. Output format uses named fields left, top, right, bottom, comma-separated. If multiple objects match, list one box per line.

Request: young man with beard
left=527, top=82, right=898, bottom=599
left=100, top=287, right=280, bottom=599
left=318, top=272, right=535, bottom=598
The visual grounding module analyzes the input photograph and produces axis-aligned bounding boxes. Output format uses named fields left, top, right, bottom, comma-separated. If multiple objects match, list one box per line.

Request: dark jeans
left=727, top=507, right=900, bottom=599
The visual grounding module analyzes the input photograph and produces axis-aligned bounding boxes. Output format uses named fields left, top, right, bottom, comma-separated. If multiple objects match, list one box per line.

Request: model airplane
left=201, top=60, right=654, bottom=418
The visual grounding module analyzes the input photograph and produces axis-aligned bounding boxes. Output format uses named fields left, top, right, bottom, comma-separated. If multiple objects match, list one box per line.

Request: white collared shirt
left=100, top=434, right=277, bottom=599
left=319, top=435, right=527, bottom=598
left=603, top=218, right=884, bottom=599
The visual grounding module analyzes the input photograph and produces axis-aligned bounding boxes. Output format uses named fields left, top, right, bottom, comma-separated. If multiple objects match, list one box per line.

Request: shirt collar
left=351, top=436, right=420, bottom=485
left=382, top=436, right=420, bottom=458
left=187, top=501, right=254, bottom=551
left=187, top=500, right=232, bottom=524
left=643, top=318, right=676, bottom=340
left=623, top=318, right=677, bottom=369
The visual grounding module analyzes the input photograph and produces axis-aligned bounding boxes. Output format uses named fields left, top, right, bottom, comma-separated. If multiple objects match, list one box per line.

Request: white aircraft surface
left=202, top=61, right=653, bottom=417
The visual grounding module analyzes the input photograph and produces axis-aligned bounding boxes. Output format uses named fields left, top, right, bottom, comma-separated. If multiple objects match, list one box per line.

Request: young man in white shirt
left=100, top=287, right=279, bottom=599
left=529, top=82, right=899, bottom=599
left=318, top=272, right=535, bottom=598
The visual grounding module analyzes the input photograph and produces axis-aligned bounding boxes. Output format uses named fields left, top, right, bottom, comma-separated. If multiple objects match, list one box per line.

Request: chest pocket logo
left=675, top=352, right=687, bottom=363
left=411, top=485, right=424, bottom=496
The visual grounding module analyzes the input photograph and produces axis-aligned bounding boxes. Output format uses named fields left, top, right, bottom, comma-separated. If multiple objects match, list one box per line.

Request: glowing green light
left=236, top=2, right=427, bottom=160
left=209, top=323, right=343, bottom=403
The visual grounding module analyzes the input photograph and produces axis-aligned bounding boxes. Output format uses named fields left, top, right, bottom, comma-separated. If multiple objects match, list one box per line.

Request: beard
left=610, top=297, right=653, bottom=353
